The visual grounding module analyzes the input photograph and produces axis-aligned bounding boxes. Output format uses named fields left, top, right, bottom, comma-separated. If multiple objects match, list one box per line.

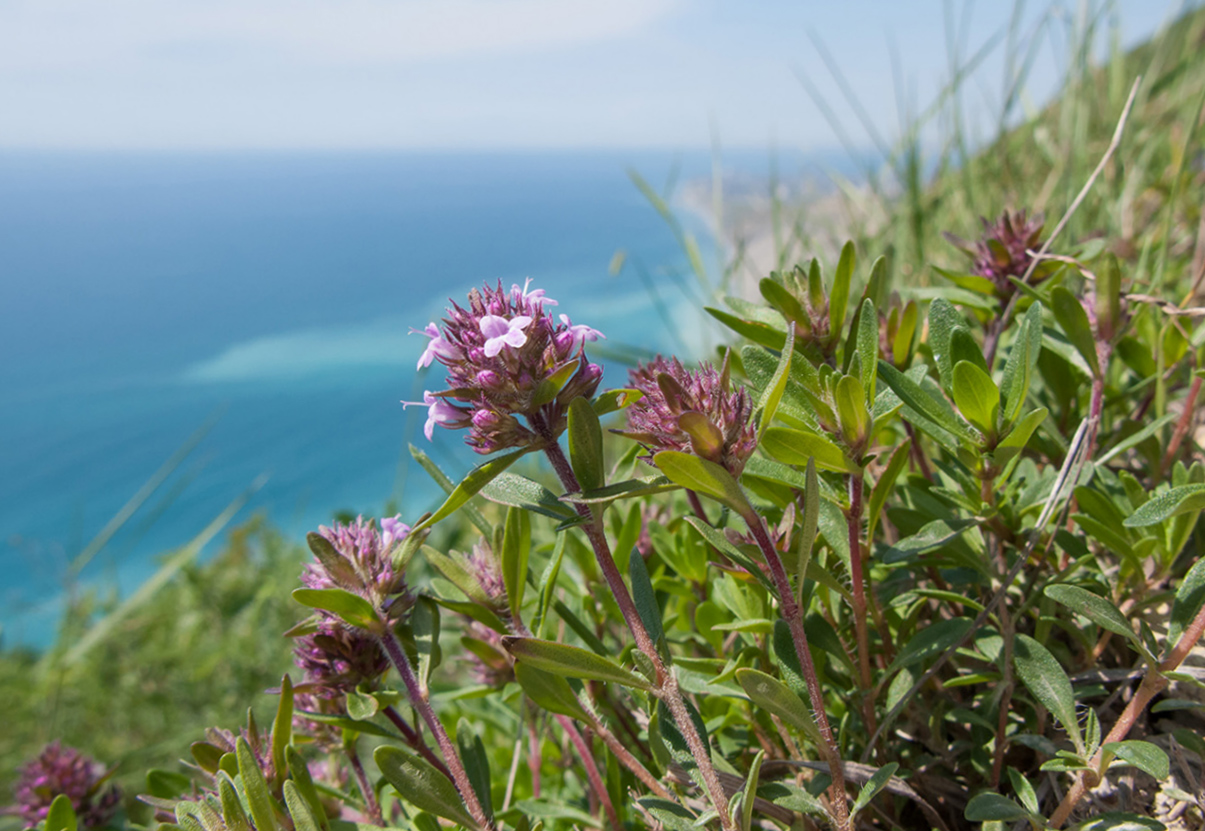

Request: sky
left=0, top=0, right=1191, bottom=151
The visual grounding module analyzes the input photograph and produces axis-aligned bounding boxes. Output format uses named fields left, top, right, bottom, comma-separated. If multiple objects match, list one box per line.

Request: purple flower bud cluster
left=292, top=624, right=390, bottom=699
left=623, top=356, right=757, bottom=476
left=293, top=517, right=411, bottom=718
left=946, top=210, right=1047, bottom=303
left=292, top=691, right=343, bottom=751
left=461, top=620, right=514, bottom=688
left=465, top=539, right=507, bottom=606
left=409, top=280, right=604, bottom=453
left=11, top=743, right=120, bottom=830
left=300, top=516, right=412, bottom=617
left=202, top=726, right=277, bottom=782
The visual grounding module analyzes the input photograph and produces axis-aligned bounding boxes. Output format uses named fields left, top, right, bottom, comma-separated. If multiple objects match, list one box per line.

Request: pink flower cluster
left=11, top=742, right=121, bottom=830
left=623, top=355, right=757, bottom=476
left=408, top=280, right=604, bottom=453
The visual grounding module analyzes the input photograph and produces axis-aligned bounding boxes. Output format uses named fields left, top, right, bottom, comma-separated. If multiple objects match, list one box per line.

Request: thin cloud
left=0, top=0, right=682, bottom=70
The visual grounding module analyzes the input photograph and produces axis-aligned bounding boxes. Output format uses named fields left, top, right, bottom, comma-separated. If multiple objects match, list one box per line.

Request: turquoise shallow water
left=0, top=149, right=746, bottom=647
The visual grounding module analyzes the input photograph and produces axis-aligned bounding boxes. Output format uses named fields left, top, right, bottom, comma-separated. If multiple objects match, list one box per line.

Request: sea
left=1, top=148, right=831, bottom=648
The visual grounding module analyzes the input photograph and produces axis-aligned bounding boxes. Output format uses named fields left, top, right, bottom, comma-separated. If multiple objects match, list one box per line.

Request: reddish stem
left=745, top=514, right=851, bottom=831
left=1161, top=373, right=1202, bottom=475
left=381, top=706, right=453, bottom=780
left=536, top=423, right=736, bottom=831
left=378, top=627, right=496, bottom=831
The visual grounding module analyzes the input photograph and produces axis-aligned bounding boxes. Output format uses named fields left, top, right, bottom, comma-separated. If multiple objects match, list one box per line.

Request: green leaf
left=219, top=775, right=252, bottom=831
left=45, top=795, right=78, bottom=831
left=1078, top=813, right=1167, bottom=831
left=409, top=444, right=493, bottom=536
left=1098, top=254, right=1123, bottom=339
left=422, top=546, right=493, bottom=607
left=283, top=782, right=322, bottom=831
left=868, top=440, right=910, bottom=541
left=877, top=361, right=980, bottom=443
left=760, top=277, right=808, bottom=327
left=851, top=763, right=899, bottom=817
left=999, top=302, right=1043, bottom=425
left=306, top=532, right=361, bottom=590
left=1007, top=768, right=1039, bottom=815
left=514, top=662, right=592, bottom=722
left=456, top=719, right=493, bottom=820
left=374, top=746, right=477, bottom=828
left=835, top=374, right=871, bottom=448
left=892, top=300, right=919, bottom=367
left=881, top=519, right=976, bottom=565
left=857, top=298, right=879, bottom=397
left=413, top=447, right=529, bottom=533
left=592, top=387, right=642, bottom=416
left=760, top=426, right=860, bottom=474
left=567, top=397, right=605, bottom=493
left=270, top=674, right=294, bottom=786
left=995, top=407, right=1047, bottom=469
left=292, top=588, right=381, bottom=632
left=629, top=547, right=666, bottom=650
left=706, top=306, right=788, bottom=351
left=1050, top=286, right=1101, bottom=376
left=951, top=360, right=999, bottom=437
left=146, top=769, right=193, bottom=799
left=927, top=298, right=964, bottom=391
left=411, top=596, right=441, bottom=691
left=735, top=668, right=821, bottom=744
left=950, top=327, right=989, bottom=374
left=560, top=476, right=676, bottom=505
left=888, top=618, right=974, bottom=674
left=285, top=748, right=328, bottom=831
left=502, top=637, right=653, bottom=691
left=480, top=473, right=576, bottom=520
left=513, top=799, right=601, bottom=828
left=964, top=793, right=1032, bottom=822
left=1013, top=634, right=1082, bottom=753
left=655, top=697, right=710, bottom=792
left=754, top=323, right=796, bottom=441
left=1044, top=585, right=1150, bottom=658
left=636, top=798, right=697, bottom=831
left=1124, top=484, right=1205, bottom=527
left=683, top=516, right=773, bottom=591
left=1104, top=740, right=1169, bottom=779
left=829, top=241, right=855, bottom=339
left=501, top=507, right=531, bottom=621
left=237, top=737, right=280, bottom=831
left=653, top=450, right=753, bottom=514
left=760, top=781, right=827, bottom=818
left=1168, top=556, right=1205, bottom=653
left=739, top=750, right=764, bottom=831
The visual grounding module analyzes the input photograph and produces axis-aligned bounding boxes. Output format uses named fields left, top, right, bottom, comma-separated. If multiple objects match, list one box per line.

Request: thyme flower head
left=292, top=622, right=390, bottom=699
left=301, top=516, right=411, bottom=618
left=622, top=355, right=757, bottom=476
left=946, top=210, right=1050, bottom=303
left=465, top=538, right=507, bottom=605
left=408, top=280, right=604, bottom=454
left=12, top=743, right=120, bottom=831
left=462, top=619, right=514, bottom=689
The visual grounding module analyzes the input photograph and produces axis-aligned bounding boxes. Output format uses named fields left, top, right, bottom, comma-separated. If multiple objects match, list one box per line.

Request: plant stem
left=535, top=424, right=737, bottom=831
left=1161, top=372, right=1201, bottom=475
left=560, top=721, right=621, bottom=831
left=745, top=513, right=851, bottom=831
left=377, top=626, right=496, bottom=831
left=345, top=743, right=384, bottom=826
left=845, top=474, right=877, bottom=731
left=381, top=706, right=453, bottom=779
left=1047, top=670, right=1167, bottom=828
left=1048, top=601, right=1205, bottom=827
